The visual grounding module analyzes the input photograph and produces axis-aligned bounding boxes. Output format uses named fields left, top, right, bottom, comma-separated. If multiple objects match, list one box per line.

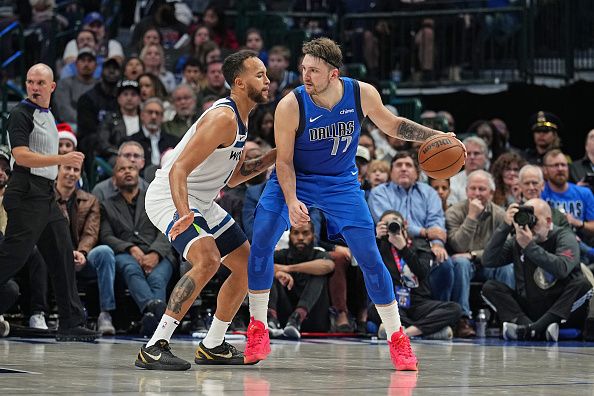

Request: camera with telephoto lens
left=514, top=205, right=537, bottom=228
left=387, top=220, right=403, bottom=234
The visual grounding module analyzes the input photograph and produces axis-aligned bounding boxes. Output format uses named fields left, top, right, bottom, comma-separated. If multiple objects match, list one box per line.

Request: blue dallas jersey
left=292, top=77, right=364, bottom=176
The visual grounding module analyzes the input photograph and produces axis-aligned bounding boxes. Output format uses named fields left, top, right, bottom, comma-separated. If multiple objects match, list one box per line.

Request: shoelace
left=247, top=326, right=265, bottom=349
left=395, top=335, right=414, bottom=358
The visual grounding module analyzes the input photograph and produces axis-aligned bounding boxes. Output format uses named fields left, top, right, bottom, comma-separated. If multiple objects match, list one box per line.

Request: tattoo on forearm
left=397, top=120, right=436, bottom=142
left=240, top=158, right=263, bottom=176
left=167, top=274, right=195, bottom=314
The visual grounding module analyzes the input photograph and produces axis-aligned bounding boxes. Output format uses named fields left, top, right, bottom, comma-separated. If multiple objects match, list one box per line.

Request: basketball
left=418, top=134, right=466, bottom=179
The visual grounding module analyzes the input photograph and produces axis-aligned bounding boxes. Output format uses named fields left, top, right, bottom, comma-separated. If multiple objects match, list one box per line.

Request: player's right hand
left=61, top=151, right=84, bottom=167
left=169, top=212, right=194, bottom=241
left=288, top=199, right=310, bottom=228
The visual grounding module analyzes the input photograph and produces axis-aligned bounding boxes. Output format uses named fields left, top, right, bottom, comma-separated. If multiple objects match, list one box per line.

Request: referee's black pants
left=0, top=172, right=85, bottom=329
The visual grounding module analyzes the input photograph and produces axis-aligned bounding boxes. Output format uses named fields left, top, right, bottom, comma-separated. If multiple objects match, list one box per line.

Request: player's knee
left=188, top=250, right=221, bottom=275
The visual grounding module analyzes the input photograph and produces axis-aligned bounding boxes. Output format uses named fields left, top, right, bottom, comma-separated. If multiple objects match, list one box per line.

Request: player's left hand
left=169, top=212, right=194, bottom=241
left=288, top=199, right=310, bottom=228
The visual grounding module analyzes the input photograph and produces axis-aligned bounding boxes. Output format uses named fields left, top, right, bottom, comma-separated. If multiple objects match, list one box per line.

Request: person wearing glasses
left=128, top=98, right=179, bottom=167
left=541, top=149, right=594, bottom=244
left=91, top=141, right=150, bottom=202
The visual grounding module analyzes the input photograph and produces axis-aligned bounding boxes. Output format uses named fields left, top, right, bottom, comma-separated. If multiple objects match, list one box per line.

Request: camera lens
left=388, top=221, right=401, bottom=234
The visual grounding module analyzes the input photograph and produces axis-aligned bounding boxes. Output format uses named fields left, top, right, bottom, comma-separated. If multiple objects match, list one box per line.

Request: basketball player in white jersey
left=135, top=50, right=276, bottom=370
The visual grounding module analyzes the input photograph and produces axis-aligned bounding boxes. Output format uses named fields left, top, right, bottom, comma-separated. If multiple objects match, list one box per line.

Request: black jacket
left=128, top=129, right=179, bottom=166
left=77, top=83, right=118, bottom=155
left=97, top=111, right=141, bottom=158
left=483, top=223, right=582, bottom=306
left=377, top=237, right=433, bottom=302
left=99, top=189, right=174, bottom=262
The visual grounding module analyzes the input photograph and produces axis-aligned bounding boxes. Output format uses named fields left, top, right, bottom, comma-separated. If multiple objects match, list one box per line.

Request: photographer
left=482, top=199, right=593, bottom=341
left=369, top=210, right=462, bottom=340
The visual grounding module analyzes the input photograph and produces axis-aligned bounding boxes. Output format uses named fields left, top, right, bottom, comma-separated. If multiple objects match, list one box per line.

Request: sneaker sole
left=395, top=362, right=419, bottom=371
left=244, top=351, right=270, bottom=364
left=195, top=357, right=259, bottom=366
left=135, top=360, right=191, bottom=371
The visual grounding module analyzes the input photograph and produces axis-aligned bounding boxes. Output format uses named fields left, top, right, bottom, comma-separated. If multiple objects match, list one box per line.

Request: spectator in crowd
left=54, top=48, right=98, bottom=125
left=201, top=3, right=239, bottom=50
left=92, top=141, right=149, bottom=202
left=524, top=111, right=563, bottom=166
left=163, top=84, right=198, bottom=138
left=77, top=57, right=121, bottom=162
left=180, top=57, right=204, bottom=94
left=359, top=131, right=377, bottom=162
left=57, top=123, right=77, bottom=155
left=267, top=222, right=335, bottom=339
left=137, top=72, right=174, bottom=120
left=139, top=43, right=176, bottom=93
left=197, top=40, right=222, bottom=69
left=371, top=210, right=462, bottom=340
left=518, top=164, right=570, bottom=227
left=448, top=136, right=489, bottom=205
left=267, top=45, right=299, bottom=99
left=541, top=149, right=594, bottom=245
left=63, top=12, right=124, bottom=65
left=130, top=1, right=188, bottom=50
left=491, top=117, right=522, bottom=155
left=356, top=145, right=371, bottom=192
left=446, top=170, right=514, bottom=337
left=466, top=119, right=505, bottom=165
left=569, top=129, right=594, bottom=192
left=175, top=24, right=211, bottom=76
left=249, top=107, right=275, bottom=148
left=100, top=157, right=174, bottom=336
left=482, top=199, right=593, bottom=341
left=54, top=159, right=117, bottom=335
left=429, top=178, right=451, bottom=213
left=366, top=159, right=390, bottom=189
left=245, top=28, right=268, bottom=65
left=128, top=98, right=179, bottom=167
left=139, top=27, right=162, bottom=53
left=97, top=80, right=142, bottom=164
left=367, top=152, right=454, bottom=302
left=197, top=60, right=230, bottom=107
left=490, top=152, right=526, bottom=208
left=123, top=56, right=145, bottom=81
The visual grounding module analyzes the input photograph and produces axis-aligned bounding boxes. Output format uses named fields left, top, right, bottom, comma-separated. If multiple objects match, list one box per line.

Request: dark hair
left=390, top=150, right=419, bottom=173
left=302, top=37, right=343, bottom=70
left=490, top=152, right=527, bottom=206
left=380, top=210, right=403, bottom=223
left=222, top=50, right=258, bottom=87
left=190, top=24, right=212, bottom=55
left=77, top=29, right=97, bottom=43
left=428, top=177, right=450, bottom=185
left=137, top=72, right=168, bottom=100
left=183, top=57, right=201, bottom=70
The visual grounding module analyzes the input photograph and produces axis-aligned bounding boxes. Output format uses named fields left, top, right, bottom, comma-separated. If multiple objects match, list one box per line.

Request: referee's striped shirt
left=6, top=99, right=60, bottom=180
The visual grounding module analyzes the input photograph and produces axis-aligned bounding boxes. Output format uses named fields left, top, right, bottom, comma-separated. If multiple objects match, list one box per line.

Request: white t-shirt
left=123, top=115, right=140, bottom=136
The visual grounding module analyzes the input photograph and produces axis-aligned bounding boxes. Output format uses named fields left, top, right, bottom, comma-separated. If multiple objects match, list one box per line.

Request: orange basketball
left=418, top=135, right=466, bottom=179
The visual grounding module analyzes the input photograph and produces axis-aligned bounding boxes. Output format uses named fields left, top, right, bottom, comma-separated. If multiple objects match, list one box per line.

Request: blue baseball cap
left=83, top=12, right=104, bottom=26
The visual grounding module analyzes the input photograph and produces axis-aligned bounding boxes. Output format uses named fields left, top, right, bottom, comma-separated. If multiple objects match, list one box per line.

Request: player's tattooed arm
left=167, top=274, right=195, bottom=314
left=228, top=148, right=277, bottom=187
left=396, top=119, right=441, bottom=142
left=239, top=157, right=264, bottom=176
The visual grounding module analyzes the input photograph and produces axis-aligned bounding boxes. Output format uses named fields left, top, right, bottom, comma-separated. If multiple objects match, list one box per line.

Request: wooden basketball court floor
left=1, top=335, right=594, bottom=395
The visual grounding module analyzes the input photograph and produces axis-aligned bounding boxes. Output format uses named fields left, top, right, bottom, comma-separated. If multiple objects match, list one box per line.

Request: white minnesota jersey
left=149, top=97, right=247, bottom=207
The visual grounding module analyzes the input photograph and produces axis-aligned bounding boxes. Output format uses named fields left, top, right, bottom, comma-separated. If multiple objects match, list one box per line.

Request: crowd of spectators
left=1, top=1, right=593, bottom=342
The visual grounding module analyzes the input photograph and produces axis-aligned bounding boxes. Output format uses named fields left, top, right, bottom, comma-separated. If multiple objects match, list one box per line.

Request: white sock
left=376, top=302, right=402, bottom=340
left=202, top=316, right=231, bottom=349
left=249, top=291, right=270, bottom=329
left=146, top=314, right=179, bottom=347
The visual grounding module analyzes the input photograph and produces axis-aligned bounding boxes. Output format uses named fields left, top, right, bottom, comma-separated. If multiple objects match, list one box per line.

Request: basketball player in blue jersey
left=134, top=51, right=277, bottom=370
left=245, top=38, right=456, bottom=370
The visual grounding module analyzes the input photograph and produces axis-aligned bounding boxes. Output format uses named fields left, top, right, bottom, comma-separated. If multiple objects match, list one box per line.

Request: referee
left=0, top=63, right=99, bottom=341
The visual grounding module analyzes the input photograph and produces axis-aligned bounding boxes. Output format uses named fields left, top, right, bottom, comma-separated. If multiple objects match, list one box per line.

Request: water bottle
left=476, top=309, right=487, bottom=338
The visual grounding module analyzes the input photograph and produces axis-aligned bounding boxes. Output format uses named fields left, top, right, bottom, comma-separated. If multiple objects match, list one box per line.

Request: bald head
left=525, top=198, right=551, bottom=219
left=26, top=63, right=56, bottom=108
left=28, top=63, right=54, bottom=82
